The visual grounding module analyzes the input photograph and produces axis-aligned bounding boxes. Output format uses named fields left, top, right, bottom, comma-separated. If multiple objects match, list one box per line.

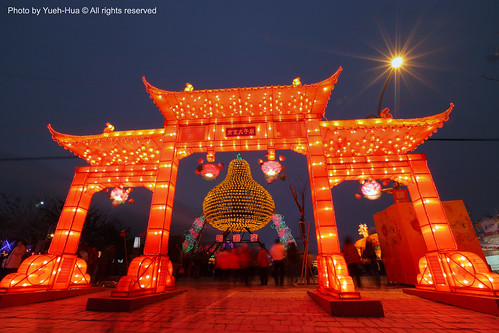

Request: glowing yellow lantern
left=203, top=157, right=275, bottom=232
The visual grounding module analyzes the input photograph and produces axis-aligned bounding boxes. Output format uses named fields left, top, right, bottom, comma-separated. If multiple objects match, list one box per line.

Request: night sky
left=1, top=1, right=498, bottom=253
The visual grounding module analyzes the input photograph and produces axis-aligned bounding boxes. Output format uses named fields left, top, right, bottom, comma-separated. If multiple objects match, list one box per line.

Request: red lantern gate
left=2, top=67, right=497, bottom=302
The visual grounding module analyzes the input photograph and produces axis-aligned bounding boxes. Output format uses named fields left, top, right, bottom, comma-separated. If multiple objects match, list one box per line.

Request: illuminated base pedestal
left=86, top=288, right=186, bottom=312
left=0, top=287, right=104, bottom=309
left=403, top=288, right=499, bottom=316
left=307, top=290, right=384, bottom=317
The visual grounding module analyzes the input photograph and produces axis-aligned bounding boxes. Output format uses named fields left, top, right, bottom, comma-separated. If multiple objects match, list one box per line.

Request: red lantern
left=196, top=162, right=223, bottom=180
left=109, top=186, right=133, bottom=207
left=361, top=180, right=382, bottom=200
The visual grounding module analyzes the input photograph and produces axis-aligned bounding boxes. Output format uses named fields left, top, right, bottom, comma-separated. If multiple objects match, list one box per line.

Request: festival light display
left=109, top=185, right=134, bottom=207
left=0, top=240, right=15, bottom=253
left=2, top=66, right=497, bottom=304
left=270, top=214, right=296, bottom=248
left=355, top=224, right=382, bottom=260
left=358, top=224, right=369, bottom=238
left=203, top=157, right=275, bottom=232
left=182, top=216, right=206, bottom=253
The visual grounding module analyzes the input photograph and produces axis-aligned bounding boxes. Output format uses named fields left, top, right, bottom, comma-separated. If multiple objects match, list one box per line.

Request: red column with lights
left=407, top=154, right=499, bottom=295
left=306, top=120, right=359, bottom=298
left=0, top=169, right=93, bottom=292
left=114, top=127, right=178, bottom=296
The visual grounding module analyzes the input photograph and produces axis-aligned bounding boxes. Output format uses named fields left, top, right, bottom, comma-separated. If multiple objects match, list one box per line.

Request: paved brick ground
left=1, top=280, right=498, bottom=332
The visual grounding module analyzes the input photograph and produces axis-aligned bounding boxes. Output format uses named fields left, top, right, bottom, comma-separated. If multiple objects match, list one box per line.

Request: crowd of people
left=212, top=239, right=303, bottom=286
left=0, top=240, right=126, bottom=284
left=1, top=235, right=382, bottom=289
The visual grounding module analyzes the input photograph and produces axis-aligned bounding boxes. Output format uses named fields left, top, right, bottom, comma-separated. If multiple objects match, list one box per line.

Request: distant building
left=475, top=215, right=499, bottom=272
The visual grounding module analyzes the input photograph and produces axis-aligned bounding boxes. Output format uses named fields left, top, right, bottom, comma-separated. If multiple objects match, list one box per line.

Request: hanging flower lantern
left=195, top=158, right=224, bottom=180
left=109, top=186, right=134, bottom=207
left=360, top=180, right=382, bottom=200
left=261, top=160, right=281, bottom=176
left=258, top=155, right=286, bottom=184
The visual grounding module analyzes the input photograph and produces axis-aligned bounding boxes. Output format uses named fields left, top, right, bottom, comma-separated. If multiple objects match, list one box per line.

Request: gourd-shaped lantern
left=203, top=157, right=275, bottom=232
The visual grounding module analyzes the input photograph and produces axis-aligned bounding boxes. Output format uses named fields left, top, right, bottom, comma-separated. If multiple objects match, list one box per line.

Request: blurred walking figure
left=87, top=246, right=98, bottom=281
left=257, top=244, right=270, bottom=285
left=1, top=240, right=27, bottom=279
left=342, top=236, right=362, bottom=288
left=286, top=242, right=299, bottom=284
left=239, top=244, right=252, bottom=285
left=363, top=231, right=381, bottom=287
left=227, top=247, right=240, bottom=283
left=270, top=238, right=285, bottom=286
left=216, top=249, right=230, bottom=280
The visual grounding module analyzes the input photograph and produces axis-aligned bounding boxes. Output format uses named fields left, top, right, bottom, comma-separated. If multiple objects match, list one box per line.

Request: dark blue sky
left=1, top=1, right=498, bottom=252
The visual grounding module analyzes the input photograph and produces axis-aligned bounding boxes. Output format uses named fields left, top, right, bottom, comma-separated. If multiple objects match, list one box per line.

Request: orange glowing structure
left=1, top=66, right=498, bottom=300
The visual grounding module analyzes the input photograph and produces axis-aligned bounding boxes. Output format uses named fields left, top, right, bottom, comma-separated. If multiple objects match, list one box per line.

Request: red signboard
left=225, top=127, right=256, bottom=137
left=393, top=189, right=409, bottom=203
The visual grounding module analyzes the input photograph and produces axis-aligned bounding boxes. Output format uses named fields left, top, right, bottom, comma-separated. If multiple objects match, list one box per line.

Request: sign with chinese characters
left=233, top=234, right=241, bottom=242
left=216, top=234, right=223, bottom=242
left=225, top=126, right=256, bottom=137
left=250, top=234, right=258, bottom=242
left=393, top=189, right=409, bottom=203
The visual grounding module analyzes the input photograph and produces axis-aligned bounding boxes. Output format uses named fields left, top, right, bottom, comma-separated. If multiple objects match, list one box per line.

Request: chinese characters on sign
left=225, top=127, right=256, bottom=137
left=393, top=189, right=409, bottom=203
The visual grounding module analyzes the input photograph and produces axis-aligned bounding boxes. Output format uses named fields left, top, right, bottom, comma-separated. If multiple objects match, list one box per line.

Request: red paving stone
left=0, top=280, right=498, bottom=332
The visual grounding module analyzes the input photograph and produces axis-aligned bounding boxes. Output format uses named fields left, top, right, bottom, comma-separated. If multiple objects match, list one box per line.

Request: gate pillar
left=0, top=168, right=93, bottom=292
left=306, top=120, right=359, bottom=298
left=407, top=154, right=499, bottom=296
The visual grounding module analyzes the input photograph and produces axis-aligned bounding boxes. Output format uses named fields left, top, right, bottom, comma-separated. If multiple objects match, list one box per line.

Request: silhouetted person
left=363, top=235, right=381, bottom=287
left=227, top=247, right=240, bottom=283
left=286, top=242, right=299, bottom=284
left=87, top=246, right=98, bottom=281
left=1, top=240, right=26, bottom=279
left=342, top=236, right=362, bottom=288
left=270, top=239, right=285, bottom=286
left=239, top=244, right=252, bottom=285
left=95, top=245, right=116, bottom=283
left=0, top=251, right=7, bottom=270
left=257, top=244, right=270, bottom=285
left=215, top=249, right=230, bottom=280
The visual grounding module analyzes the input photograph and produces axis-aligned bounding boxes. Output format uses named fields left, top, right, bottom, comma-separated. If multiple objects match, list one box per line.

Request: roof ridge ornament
left=380, top=108, right=393, bottom=119
left=103, top=122, right=115, bottom=133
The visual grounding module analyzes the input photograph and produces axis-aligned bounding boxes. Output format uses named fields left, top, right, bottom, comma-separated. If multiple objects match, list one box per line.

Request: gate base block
left=86, top=289, right=186, bottom=312
left=0, top=287, right=105, bottom=309
left=308, top=290, right=384, bottom=317
left=403, top=288, right=499, bottom=316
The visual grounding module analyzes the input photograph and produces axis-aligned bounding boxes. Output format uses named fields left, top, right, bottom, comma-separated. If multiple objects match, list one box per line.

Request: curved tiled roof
left=143, top=67, right=343, bottom=124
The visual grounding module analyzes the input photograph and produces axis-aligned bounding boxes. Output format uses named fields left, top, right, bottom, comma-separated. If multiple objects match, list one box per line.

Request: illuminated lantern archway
left=2, top=67, right=498, bottom=303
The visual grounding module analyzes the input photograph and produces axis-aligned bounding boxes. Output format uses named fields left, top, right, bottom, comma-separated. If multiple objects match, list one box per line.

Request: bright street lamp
left=377, top=57, right=403, bottom=117
left=391, top=57, right=403, bottom=68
